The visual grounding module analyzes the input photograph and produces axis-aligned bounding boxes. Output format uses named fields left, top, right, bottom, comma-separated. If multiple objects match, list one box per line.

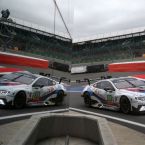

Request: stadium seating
left=72, top=35, right=145, bottom=63
left=1, top=21, right=145, bottom=65
left=0, top=22, right=72, bottom=62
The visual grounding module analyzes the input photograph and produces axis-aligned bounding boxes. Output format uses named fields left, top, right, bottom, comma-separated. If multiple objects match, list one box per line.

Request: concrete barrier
left=71, top=66, right=87, bottom=74
left=8, top=113, right=117, bottom=145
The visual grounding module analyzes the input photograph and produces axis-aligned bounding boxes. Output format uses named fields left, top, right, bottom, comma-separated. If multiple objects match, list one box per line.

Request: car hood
left=0, top=81, right=27, bottom=89
left=120, top=88, right=145, bottom=96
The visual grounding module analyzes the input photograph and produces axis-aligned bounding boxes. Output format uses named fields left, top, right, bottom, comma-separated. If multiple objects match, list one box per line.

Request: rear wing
left=59, top=77, right=70, bottom=84
left=76, top=78, right=92, bottom=85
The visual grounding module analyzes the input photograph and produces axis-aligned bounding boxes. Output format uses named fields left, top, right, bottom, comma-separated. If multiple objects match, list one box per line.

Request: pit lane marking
left=71, top=80, right=76, bottom=83
left=0, top=108, right=69, bottom=121
left=70, top=107, right=145, bottom=128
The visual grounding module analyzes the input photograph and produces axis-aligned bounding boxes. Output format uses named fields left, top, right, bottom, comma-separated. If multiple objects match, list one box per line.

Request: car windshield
left=14, top=75, right=36, bottom=85
left=125, top=78, right=145, bottom=87
left=0, top=73, right=22, bottom=81
left=0, top=72, right=36, bottom=85
left=112, top=79, right=134, bottom=89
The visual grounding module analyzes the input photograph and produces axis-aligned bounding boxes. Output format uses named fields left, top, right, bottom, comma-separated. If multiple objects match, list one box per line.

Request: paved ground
left=0, top=111, right=145, bottom=145
left=36, top=137, right=96, bottom=145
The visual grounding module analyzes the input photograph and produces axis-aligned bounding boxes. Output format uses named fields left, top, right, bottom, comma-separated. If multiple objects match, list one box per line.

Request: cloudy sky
left=1, top=0, right=145, bottom=41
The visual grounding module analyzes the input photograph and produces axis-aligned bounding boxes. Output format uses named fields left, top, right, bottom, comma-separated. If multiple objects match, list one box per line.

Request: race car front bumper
left=0, top=99, right=6, bottom=105
left=132, top=105, right=145, bottom=113
left=138, top=105, right=145, bottom=111
left=0, top=97, right=13, bottom=107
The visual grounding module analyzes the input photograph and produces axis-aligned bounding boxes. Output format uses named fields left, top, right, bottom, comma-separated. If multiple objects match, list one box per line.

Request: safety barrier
left=71, top=66, right=87, bottom=74
left=87, top=64, right=106, bottom=73
left=50, top=61, right=70, bottom=72
left=109, top=61, right=145, bottom=72
left=71, top=64, right=108, bottom=74
left=0, top=52, right=48, bottom=68
left=0, top=67, right=24, bottom=75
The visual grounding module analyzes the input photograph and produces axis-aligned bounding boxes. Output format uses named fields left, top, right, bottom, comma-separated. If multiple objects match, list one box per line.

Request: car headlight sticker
left=135, top=97, right=145, bottom=101
left=0, top=90, right=11, bottom=95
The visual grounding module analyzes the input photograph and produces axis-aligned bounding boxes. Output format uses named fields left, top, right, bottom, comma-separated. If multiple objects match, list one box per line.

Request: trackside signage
left=0, top=52, right=48, bottom=68
left=71, top=66, right=87, bottom=74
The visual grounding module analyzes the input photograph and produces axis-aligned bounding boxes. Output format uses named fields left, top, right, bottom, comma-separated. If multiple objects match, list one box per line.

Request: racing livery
left=0, top=72, right=66, bottom=108
left=81, top=77, right=145, bottom=114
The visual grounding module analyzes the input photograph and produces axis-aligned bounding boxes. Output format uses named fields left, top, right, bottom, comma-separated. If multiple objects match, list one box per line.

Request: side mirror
left=53, top=81, right=56, bottom=85
left=104, top=87, right=114, bottom=92
left=39, top=85, right=44, bottom=88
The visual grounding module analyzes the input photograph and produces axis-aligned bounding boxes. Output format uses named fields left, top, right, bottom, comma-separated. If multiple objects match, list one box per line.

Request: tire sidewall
left=84, top=92, right=91, bottom=107
left=55, top=90, right=64, bottom=105
left=120, top=96, right=131, bottom=114
left=14, top=92, right=26, bottom=109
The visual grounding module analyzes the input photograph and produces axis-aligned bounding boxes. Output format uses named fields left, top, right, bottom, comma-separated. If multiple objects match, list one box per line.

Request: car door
left=96, top=81, right=116, bottom=105
left=31, top=78, right=55, bottom=102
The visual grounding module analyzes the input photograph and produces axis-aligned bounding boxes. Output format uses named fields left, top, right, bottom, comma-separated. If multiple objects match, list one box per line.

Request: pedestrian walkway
left=0, top=111, right=145, bottom=145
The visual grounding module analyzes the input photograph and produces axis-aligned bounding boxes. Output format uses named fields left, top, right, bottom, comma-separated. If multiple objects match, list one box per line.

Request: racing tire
left=120, top=96, right=131, bottom=114
left=84, top=92, right=92, bottom=107
left=55, top=90, right=64, bottom=106
left=13, top=92, right=26, bottom=109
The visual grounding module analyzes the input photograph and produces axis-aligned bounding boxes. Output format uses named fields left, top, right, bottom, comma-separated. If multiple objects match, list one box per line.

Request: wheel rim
left=120, top=97, right=130, bottom=113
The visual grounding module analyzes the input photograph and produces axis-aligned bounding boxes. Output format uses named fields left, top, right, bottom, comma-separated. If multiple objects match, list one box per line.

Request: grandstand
left=1, top=7, right=145, bottom=73
left=1, top=18, right=145, bottom=66
left=73, top=30, right=145, bottom=64
left=0, top=19, right=72, bottom=63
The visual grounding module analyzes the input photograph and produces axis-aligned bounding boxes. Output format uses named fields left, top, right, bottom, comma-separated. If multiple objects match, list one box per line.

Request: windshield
left=125, top=78, right=145, bottom=87
left=112, top=79, right=134, bottom=89
left=1, top=73, right=22, bottom=81
left=14, top=75, right=36, bottom=85
left=0, top=72, right=36, bottom=85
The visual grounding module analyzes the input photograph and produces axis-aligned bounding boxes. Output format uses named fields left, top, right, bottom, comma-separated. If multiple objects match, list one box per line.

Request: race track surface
left=1, top=69, right=145, bottom=133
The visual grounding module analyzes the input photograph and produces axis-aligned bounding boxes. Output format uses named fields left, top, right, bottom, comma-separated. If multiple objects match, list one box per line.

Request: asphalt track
left=1, top=69, right=145, bottom=133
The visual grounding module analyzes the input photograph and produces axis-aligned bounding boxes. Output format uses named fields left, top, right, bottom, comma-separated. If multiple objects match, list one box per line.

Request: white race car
left=0, top=72, right=67, bottom=108
left=81, top=77, right=145, bottom=114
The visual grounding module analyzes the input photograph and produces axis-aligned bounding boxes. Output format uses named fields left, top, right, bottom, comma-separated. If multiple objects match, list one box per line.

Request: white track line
left=0, top=108, right=69, bottom=121
left=1, top=107, right=145, bottom=129
left=70, top=107, right=145, bottom=128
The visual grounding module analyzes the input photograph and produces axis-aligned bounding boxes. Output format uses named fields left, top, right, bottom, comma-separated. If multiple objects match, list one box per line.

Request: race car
left=81, top=77, right=145, bottom=114
left=0, top=72, right=67, bottom=108
left=131, top=74, right=145, bottom=82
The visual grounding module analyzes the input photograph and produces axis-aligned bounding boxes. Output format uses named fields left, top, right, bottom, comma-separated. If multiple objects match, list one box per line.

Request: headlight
left=0, top=90, right=11, bottom=95
left=135, top=97, right=145, bottom=101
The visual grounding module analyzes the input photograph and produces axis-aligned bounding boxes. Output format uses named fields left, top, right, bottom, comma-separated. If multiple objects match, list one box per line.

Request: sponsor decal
left=0, top=82, right=21, bottom=86
left=107, top=94, right=117, bottom=106
left=126, top=88, right=145, bottom=93
left=107, top=94, right=112, bottom=101
left=48, top=87, right=54, bottom=93
left=31, top=91, right=41, bottom=102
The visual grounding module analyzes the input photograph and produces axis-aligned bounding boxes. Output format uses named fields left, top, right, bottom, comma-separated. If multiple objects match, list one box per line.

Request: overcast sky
left=1, top=0, right=145, bottom=41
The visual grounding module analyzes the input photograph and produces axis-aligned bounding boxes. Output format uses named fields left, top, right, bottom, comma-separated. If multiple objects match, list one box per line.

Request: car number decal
left=32, top=91, right=40, bottom=99
left=107, top=95, right=112, bottom=101
left=48, top=87, right=54, bottom=93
